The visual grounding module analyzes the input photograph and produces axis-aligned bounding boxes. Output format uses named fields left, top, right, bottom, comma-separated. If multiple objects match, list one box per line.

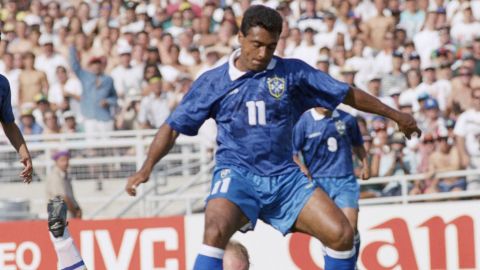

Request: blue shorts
left=314, top=174, right=359, bottom=209
left=206, top=166, right=316, bottom=235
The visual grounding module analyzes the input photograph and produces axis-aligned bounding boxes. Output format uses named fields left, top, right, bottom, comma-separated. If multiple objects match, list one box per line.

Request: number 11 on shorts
left=211, top=178, right=231, bottom=195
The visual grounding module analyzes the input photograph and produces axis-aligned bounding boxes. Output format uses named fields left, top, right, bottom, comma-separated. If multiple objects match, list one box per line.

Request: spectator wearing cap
left=32, top=93, right=51, bottom=128
left=419, top=98, right=447, bottom=135
left=315, top=55, right=330, bottom=74
left=61, top=111, right=81, bottom=134
left=451, top=3, right=480, bottom=45
left=403, top=51, right=421, bottom=72
left=45, top=149, right=82, bottom=218
left=110, top=44, right=143, bottom=101
left=69, top=44, right=117, bottom=135
left=381, top=50, right=407, bottom=95
left=48, top=66, right=83, bottom=116
left=425, top=130, right=465, bottom=194
left=19, top=106, right=43, bottom=135
left=416, top=64, right=439, bottom=99
left=361, top=0, right=395, bottom=51
left=137, top=76, right=174, bottom=129
left=19, top=52, right=49, bottom=105
left=339, top=65, right=357, bottom=86
left=35, top=35, right=68, bottom=86
left=454, top=87, right=480, bottom=190
left=399, top=0, right=425, bottom=40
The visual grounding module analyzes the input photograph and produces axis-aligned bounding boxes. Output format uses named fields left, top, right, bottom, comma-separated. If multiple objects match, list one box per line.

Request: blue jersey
left=0, top=75, right=15, bottom=124
left=167, top=50, right=349, bottom=176
left=292, top=109, right=363, bottom=178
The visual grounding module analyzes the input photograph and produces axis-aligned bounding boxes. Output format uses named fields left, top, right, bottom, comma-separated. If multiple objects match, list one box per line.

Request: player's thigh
left=292, top=187, right=353, bottom=249
left=341, top=207, right=358, bottom=232
left=203, top=198, right=249, bottom=247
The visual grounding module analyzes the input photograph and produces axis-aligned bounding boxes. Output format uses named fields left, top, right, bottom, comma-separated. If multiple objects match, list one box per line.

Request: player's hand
left=396, top=112, right=421, bottom=139
left=125, top=170, right=150, bottom=196
left=361, top=164, right=370, bottom=180
left=20, top=155, right=33, bottom=184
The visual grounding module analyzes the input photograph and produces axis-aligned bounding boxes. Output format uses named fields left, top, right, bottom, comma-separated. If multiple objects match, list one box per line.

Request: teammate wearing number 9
left=292, top=107, right=370, bottom=266
left=125, top=5, right=421, bottom=270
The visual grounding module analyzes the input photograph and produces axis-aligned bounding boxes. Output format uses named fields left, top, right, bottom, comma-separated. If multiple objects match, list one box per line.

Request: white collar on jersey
left=310, top=108, right=326, bottom=121
left=228, top=49, right=277, bottom=81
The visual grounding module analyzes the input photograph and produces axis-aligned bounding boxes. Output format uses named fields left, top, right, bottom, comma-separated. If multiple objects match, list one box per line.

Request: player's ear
left=238, top=31, right=245, bottom=44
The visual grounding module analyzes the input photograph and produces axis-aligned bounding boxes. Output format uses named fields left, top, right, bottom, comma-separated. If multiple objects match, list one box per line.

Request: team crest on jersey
left=267, top=76, right=286, bottom=99
left=220, top=169, right=231, bottom=178
left=335, top=120, right=346, bottom=135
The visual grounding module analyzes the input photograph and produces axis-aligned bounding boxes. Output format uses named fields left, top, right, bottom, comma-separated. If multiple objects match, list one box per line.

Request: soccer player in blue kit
left=125, top=5, right=420, bottom=270
left=292, top=107, right=370, bottom=266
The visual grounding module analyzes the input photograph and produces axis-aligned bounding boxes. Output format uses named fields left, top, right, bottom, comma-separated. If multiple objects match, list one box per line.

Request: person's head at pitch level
left=236, top=5, right=283, bottom=72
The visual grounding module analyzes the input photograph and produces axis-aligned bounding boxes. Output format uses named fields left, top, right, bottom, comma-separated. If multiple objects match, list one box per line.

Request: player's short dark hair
left=240, top=5, right=283, bottom=37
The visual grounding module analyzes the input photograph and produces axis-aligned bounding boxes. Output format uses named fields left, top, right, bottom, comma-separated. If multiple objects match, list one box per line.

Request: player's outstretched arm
left=125, top=123, right=179, bottom=196
left=293, top=153, right=312, bottom=180
left=343, top=87, right=421, bottom=139
left=1, top=122, right=32, bottom=183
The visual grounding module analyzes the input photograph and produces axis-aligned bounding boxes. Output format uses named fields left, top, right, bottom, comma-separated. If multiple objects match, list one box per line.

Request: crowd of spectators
left=0, top=0, right=479, bottom=196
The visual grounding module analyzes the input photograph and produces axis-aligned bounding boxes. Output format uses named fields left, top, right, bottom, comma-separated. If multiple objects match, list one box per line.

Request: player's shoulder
left=196, top=62, right=229, bottom=83
left=277, top=57, right=311, bottom=71
left=0, top=74, right=7, bottom=84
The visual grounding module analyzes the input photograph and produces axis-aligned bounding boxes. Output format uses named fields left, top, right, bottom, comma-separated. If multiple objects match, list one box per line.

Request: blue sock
left=324, top=247, right=356, bottom=270
left=354, top=233, right=361, bottom=264
left=193, top=244, right=224, bottom=270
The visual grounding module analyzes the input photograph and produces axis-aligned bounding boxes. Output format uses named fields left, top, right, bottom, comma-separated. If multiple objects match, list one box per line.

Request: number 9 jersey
left=292, top=109, right=364, bottom=178
left=166, top=49, right=350, bottom=176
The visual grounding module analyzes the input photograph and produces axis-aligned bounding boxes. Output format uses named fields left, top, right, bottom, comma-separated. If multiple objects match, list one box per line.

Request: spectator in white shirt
left=138, top=76, right=174, bottom=129
left=450, top=3, right=480, bottom=46
left=35, top=35, right=68, bottom=86
left=110, top=44, right=143, bottom=101
left=454, top=87, right=480, bottom=190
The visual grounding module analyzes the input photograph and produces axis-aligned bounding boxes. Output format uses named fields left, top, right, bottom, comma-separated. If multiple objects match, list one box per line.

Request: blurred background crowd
left=0, top=0, right=479, bottom=197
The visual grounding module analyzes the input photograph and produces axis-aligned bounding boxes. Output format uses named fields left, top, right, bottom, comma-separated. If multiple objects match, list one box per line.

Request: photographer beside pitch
left=126, top=5, right=420, bottom=270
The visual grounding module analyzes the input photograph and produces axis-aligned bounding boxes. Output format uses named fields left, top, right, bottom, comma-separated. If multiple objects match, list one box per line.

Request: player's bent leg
left=194, top=198, right=249, bottom=270
left=341, top=208, right=360, bottom=264
left=292, top=188, right=355, bottom=270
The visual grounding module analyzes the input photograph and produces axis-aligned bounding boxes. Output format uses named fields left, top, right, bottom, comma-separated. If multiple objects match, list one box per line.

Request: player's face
left=238, top=26, right=279, bottom=72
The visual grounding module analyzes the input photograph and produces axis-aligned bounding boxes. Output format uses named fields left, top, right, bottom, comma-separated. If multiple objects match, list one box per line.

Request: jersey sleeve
left=453, top=113, right=467, bottom=137
left=347, top=115, right=363, bottom=146
left=291, top=59, right=350, bottom=111
left=166, top=74, right=216, bottom=136
left=292, top=116, right=306, bottom=155
left=0, top=76, right=15, bottom=124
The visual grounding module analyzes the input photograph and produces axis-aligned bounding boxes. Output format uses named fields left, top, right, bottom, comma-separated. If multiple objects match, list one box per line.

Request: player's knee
left=328, top=223, right=354, bottom=251
left=204, top=219, right=232, bottom=247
